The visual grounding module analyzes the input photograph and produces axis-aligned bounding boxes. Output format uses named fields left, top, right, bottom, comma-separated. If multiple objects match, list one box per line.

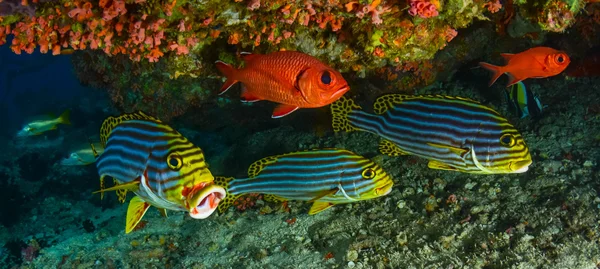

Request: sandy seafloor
left=0, top=74, right=599, bottom=269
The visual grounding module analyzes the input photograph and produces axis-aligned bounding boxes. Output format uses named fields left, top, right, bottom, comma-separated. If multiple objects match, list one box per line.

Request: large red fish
left=215, top=51, right=350, bottom=118
left=479, top=47, right=570, bottom=87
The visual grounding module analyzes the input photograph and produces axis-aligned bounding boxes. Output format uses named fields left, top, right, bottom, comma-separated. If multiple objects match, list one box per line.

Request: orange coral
left=483, top=0, right=502, bottom=13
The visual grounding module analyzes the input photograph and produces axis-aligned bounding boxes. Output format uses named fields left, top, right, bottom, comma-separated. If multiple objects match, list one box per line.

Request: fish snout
left=510, top=158, right=532, bottom=173
left=322, top=84, right=350, bottom=102
left=375, top=180, right=394, bottom=196
left=188, top=184, right=227, bottom=219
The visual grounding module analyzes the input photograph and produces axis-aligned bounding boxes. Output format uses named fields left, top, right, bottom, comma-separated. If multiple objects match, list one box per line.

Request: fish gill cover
left=0, top=0, right=600, bottom=268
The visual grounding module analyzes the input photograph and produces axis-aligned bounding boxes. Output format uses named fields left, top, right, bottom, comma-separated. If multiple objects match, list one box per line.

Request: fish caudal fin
left=215, top=61, right=239, bottom=95
left=479, top=62, right=504, bottom=87
left=272, top=104, right=300, bottom=118
left=58, top=109, right=71, bottom=125
left=126, top=196, right=150, bottom=234
left=214, top=176, right=241, bottom=214
left=330, top=96, right=362, bottom=133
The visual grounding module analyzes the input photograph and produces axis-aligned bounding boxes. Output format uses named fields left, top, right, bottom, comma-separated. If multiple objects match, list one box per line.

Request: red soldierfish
left=479, top=46, right=570, bottom=87
left=215, top=51, right=350, bottom=118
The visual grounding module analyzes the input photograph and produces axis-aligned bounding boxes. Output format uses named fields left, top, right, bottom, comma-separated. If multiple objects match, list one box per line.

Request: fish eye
left=499, top=134, right=516, bottom=147
left=320, top=71, right=332, bottom=85
left=167, top=152, right=183, bottom=170
left=361, top=168, right=376, bottom=179
left=555, top=54, right=566, bottom=64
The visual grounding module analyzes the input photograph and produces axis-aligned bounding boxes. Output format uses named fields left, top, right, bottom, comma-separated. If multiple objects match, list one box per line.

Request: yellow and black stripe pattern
left=216, top=149, right=394, bottom=214
left=331, top=95, right=532, bottom=174
left=96, top=112, right=214, bottom=211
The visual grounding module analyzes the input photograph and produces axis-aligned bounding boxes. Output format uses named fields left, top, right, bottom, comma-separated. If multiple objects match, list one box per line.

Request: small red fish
left=215, top=51, right=350, bottom=118
left=479, top=46, right=570, bottom=87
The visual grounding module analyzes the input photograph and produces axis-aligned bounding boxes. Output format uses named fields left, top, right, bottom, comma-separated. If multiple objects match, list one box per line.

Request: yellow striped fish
left=17, top=110, right=71, bottom=137
left=331, top=95, right=532, bottom=174
left=94, top=111, right=225, bottom=233
left=215, top=149, right=394, bottom=215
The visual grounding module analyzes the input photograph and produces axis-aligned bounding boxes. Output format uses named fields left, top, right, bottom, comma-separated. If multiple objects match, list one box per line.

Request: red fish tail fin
left=215, top=61, right=239, bottom=95
left=479, top=62, right=504, bottom=87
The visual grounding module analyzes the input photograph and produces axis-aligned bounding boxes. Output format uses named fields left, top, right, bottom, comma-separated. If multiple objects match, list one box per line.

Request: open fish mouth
left=188, top=184, right=227, bottom=219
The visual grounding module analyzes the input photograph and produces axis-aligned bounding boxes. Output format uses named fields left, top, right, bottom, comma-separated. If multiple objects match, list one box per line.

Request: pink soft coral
left=408, top=0, right=439, bottom=19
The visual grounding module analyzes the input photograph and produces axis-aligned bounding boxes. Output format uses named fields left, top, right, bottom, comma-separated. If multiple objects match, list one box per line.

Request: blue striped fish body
left=331, top=95, right=532, bottom=174
left=95, top=111, right=225, bottom=233
left=215, top=149, right=394, bottom=215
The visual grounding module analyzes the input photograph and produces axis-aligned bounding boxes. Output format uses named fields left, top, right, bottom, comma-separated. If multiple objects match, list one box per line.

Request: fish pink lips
left=188, top=185, right=226, bottom=219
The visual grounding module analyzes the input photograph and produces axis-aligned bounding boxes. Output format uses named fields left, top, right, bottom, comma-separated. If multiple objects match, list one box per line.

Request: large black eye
left=361, top=168, right=376, bottom=179
left=167, top=152, right=183, bottom=170
left=499, top=134, right=516, bottom=147
left=321, top=71, right=332, bottom=85
left=557, top=56, right=564, bottom=63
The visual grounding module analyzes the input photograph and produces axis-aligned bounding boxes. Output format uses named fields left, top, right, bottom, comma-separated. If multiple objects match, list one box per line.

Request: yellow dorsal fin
left=309, top=201, right=334, bottom=215
left=126, top=196, right=151, bottom=234
left=100, top=111, right=161, bottom=147
left=428, top=160, right=458, bottom=171
left=158, top=208, right=168, bottom=218
left=263, top=194, right=287, bottom=203
left=214, top=176, right=242, bottom=214
left=330, top=96, right=362, bottom=132
left=379, top=140, right=409, bottom=156
left=247, top=156, right=279, bottom=178
left=373, top=94, right=482, bottom=115
left=427, top=142, right=469, bottom=157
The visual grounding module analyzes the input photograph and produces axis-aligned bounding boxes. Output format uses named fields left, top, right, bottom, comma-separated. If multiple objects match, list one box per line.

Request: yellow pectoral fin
left=427, top=143, right=469, bottom=157
left=93, top=181, right=139, bottom=193
left=308, top=189, right=339, bottom=203
left=379, top=140, right=409, bottom=157
left=428, top=160, right=458, bottom=171
left=309, top=201, right=334, bottom=215
left=126, top=196, right=151, bottom=234
left=93, top=181, right=139, bottom=203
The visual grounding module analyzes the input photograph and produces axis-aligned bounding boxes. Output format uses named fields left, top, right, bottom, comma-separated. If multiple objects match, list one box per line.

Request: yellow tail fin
left=330, top=96, right=362, bottom=133
left=214, top=176, right=241, bottom=214
left=58, top=109, right=71, bottom=125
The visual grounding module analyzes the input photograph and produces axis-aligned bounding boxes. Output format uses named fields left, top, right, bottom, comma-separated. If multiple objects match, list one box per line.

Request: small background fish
left=16, top=109, right=71, bottom=137
left=59, top=142, right=104, bottom=166
left=479, top=47, right=570, bottom=87
left=505, top=81, right=544, bottom=119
